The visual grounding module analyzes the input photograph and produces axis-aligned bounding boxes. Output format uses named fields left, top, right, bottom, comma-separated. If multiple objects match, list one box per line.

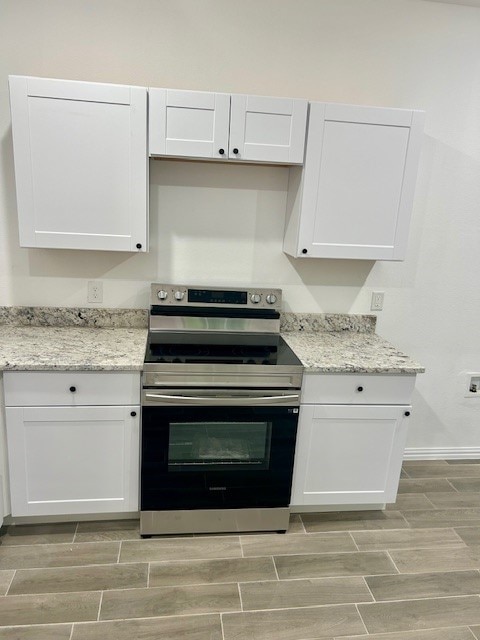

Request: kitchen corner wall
left=1, top=0, right=480, bottom=454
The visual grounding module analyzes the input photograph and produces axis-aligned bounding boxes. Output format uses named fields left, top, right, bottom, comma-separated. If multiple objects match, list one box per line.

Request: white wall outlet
left=87, top=280, right=103, bottom=303
left=465, top=373, right=480, bottom=398
left=371, top=291, right=384, bottom=311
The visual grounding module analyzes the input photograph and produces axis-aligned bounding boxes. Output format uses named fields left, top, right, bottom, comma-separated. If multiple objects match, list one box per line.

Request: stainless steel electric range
left=140, top=283, right=304, bottom=536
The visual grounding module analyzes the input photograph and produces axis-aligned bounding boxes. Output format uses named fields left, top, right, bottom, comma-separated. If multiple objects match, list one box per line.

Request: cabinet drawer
left=3, top=371, right=140, bottom=407
left=301, top=373, right=416, bottom=405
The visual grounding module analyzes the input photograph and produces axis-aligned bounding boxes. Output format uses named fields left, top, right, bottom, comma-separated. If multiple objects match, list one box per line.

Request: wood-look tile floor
left=2, top=460, right=480, bottom=638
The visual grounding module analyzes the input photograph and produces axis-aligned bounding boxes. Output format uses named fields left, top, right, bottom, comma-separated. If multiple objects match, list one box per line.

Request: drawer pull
left=130, top=411, right=137, bottom=417
left=404, top=411, right=411, bottom=417
left=69, top=386, right=76, bottom=393
left=356, top=386, right=364, bottom=392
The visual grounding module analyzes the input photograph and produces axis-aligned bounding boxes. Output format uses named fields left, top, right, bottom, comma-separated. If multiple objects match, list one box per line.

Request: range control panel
left=150, top=284, right=282, bottom=311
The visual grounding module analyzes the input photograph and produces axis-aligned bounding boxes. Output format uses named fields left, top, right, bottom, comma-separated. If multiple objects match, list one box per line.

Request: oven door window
left=141, top=404, right=299, bottom=510
left=168, top=421, right=271, bottom=472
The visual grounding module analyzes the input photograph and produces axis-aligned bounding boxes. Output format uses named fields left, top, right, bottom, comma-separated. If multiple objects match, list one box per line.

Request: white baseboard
left=404, top=447, right=480, bottom=460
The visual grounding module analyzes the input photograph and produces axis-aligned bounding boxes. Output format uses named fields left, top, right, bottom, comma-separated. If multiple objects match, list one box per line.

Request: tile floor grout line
left=297, top=514, right=307, bottom=534
left=72, top=521, right=79, bottom=543
left=0, top=539, right=121, bottom=549
left=68, top=622, right=75, bottom=640
left=158, top=596, right=480, bottom=624
left=355, top=602, right=370, bottom=635
left=272, top=555, right=280, bottom=581
left=3, top=560, right=151, bottom=575
left=447, top=478, right=461, bottom=492
left=396, top=510, right=412, bottom=529
left=237, top=582, right=243, bottom=611
left=350, top=592, right=480, bottom=606
left=220, top=612, right=226, bottom=640
left=4, top=569, right=16, bottom=596
left=239, top=536, right=244, bottom=558
left=352, top=543, right=468, bottom=553
left=420, top=492, right=438, bottom=509
left=97, top=590, right=104, bottom=622
left=348, top=531, right=360, bottom=551
left=117, top=541, right=122, bottom=563
left=147, top=562, right=150, bottom=588
left=385, top=549, right=402, bottom=574
left=361, top=575, right=377, bottom=603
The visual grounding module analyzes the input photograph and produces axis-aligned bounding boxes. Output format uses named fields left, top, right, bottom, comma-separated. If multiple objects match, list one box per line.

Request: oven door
left=141, top=389, right=300, bottom=510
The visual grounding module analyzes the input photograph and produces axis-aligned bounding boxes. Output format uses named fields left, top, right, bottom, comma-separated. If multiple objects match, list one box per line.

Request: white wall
left=1, top=0, right=480, bottom=453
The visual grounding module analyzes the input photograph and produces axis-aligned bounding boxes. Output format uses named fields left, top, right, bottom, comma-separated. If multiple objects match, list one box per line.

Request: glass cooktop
left=144, top=333, right=302, bottom=367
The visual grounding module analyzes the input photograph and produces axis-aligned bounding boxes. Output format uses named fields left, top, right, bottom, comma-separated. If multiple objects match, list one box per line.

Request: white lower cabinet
left=4, top=372, right=140, bottom=517
left=291, top=374, right=415, bottom=508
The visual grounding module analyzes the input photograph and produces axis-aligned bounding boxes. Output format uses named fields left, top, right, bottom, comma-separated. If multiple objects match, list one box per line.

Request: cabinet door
left=285, top=102, right=424, bottom=260
left=229, top=95, right=307, bottom=164
left=291, top=404, right=409, bottom=507
left=149, top=88, right=230, bottom=159
left=9, top=76, right=148, bottom=252
left=6, top=405, right=139, bottom=516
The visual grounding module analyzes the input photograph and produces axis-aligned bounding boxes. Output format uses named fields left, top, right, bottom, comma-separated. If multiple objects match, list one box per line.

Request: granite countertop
left=0, top=306, right=424, bottom=374
left=0, top=325, right=148, bottom=371
left=282, top=331, right=425, bottom=374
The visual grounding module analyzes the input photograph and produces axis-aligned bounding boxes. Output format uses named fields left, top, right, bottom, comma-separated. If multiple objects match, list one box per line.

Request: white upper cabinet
left=149, top=89, right=230, bottom=160
left=149, top=88, right=308, bottom=164
left=228, top=95, right=307, bottom=163
left=283, top=102, right=425, bottom=260
left=9, top=76, right=148, bottom=252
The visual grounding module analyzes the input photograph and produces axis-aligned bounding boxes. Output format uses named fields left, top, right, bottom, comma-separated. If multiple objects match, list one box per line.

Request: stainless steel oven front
left=140, top=283, right=303, bottom=536
left=140, top=388, right=300, bottom=536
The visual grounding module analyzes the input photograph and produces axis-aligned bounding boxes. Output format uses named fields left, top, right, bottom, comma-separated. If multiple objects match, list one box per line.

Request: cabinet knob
left=302, top=248, right=308, bottom=254
left=69, top=386, right=76, bottom=393
left=357, top=386, right=364, bottom=392
left=136, top=243, right=142, bottom=250
left=219, top=148, right=225, bottom=155
left=233, top=148, right=239, bottom=154
left=130, top=411, right=137, bottom=417
left=404, top=411, right=411, bottom=417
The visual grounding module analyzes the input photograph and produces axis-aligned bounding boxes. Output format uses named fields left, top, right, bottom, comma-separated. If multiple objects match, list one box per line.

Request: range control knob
left=266, top=294, right=277, bottom=305
left=174, top=290, right=185, bottom=301
left=157, top=290, right=168, bottom=301
left=250, top=293, right=261, bottom=304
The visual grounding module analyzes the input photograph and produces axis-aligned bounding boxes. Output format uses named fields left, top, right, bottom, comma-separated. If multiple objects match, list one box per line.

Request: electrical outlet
left=465, top=373, right=480, bottom=398
left=87, top=281, right=103, bottom=303
left=371, top=291, right=384, bottom=311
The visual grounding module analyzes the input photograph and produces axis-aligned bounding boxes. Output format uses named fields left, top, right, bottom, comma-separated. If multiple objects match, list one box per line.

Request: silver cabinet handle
left=144, top=393, right=299, bottom=406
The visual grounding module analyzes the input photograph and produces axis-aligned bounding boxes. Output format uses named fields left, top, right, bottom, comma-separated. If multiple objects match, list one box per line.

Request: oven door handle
left=144, top=393, right=300, bottom=406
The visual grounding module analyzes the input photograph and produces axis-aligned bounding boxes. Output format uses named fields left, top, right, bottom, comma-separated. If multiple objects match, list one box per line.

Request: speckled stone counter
left=280, top=313, right=377, bottom=334
left=0, top=306, right=148, bottom=328
left=0, top=306, right=148, bottom=371
left=0, top=306, right=423, bottom=374
left=281, top=331, right=424, bottom=374
left=0, top=326, right=148, bottom=371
